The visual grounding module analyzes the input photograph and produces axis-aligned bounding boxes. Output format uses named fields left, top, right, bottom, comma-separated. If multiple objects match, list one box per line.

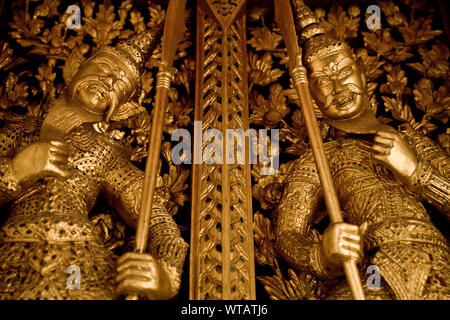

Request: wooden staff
left=274, top=0, right=365, bottom=300
left=127, top=0, right=187, bottom=300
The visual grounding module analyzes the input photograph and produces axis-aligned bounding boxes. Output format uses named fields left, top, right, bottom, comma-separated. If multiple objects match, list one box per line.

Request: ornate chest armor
left=0, top=120, right=188, bottom=299
left=275, top=133, right=450, bottom=300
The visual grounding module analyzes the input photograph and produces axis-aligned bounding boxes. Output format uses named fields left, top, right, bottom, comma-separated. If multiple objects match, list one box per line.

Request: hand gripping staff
left=127, top=0, right=187, bottom=300
left=274, top=0, right=365, bottom=300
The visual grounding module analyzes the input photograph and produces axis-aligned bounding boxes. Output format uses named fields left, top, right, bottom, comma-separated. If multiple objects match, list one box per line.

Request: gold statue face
left=307, top=49, right=366, bottom=120
left=70, top=52, right=137, bottom=119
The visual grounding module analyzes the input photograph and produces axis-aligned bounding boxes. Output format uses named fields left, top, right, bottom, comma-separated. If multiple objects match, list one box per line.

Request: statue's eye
left=317, top=77, right=331, bottom=86
left=338, top=66, right=353, bottom=79
left=98, top=63, right=112, bottom=74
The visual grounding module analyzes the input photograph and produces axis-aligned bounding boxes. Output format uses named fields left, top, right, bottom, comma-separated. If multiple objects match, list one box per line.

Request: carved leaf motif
left=328, top=3, right=359, bottom=40
left=362, top=29, right=413, bottom=62
left=0, top=73, right=29, bottom=109
left=413, top=78, right=450, bottom=123
left=147, top=3, right=165, bottom=27
left=253, top=211, right=277, bottom=266
left=317, top=3, right=360, bottom=41
left=34, top=0, right=61, bottom=18
left=356, top=48, right=385, bottom=82
left=283, top=110, right=308, bottom=143
left=139, top=71, right=154, bottom=104
left=173, top=57, right=195, bottom=95
left=248, top=51, right=284, bottom=87
left=437, top=129, right=450, bottom=155
left=249, top=84, right=289, bottom=128
left=400, top=0, right=434, bottom=11
left=165, top=97, right=194, bottom=134
left=382, top=96, right=415, bottom=125
left=257, top=269, right=320, bottom=300
left=247, top=25, right=282, bottom=52
left=407, top=41, right=449, bottom=79
left=0, top=41, right=25, bottom=71
left=367, top=82, right=379, bottom=115
left=128, top=112, right=153, bottom=162
left=247, top=6, right=270, bottom=22
left=257, top=274, right=293, bottom=300
left=84, top=2, right=131, bottom=47
left=10, top=10, right=45, bottom=39
left=130, top=9, right=146, bottom=33
left=160, top=157, right=190, bottom=216
left=379, top=0, right=407, bottom=27
left=398, top=16, right=442, bottom=46
left=380, top=65, right=408, bottom=96
left=35, top=59, right=57, bottom=100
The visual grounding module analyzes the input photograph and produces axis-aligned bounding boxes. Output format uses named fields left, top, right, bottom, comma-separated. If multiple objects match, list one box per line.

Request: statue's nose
left=332, top=79, right=345, bottom=93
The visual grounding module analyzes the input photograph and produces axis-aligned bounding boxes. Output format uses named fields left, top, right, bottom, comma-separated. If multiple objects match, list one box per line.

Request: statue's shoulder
left=67, top=123, right=131, bottom=157
left=1, top=109, right=42, bottom=133
left=291, top=139, right=340, bottom=166
left=289, top=139, right=354, bottom=178
left=0, top=109, right=42, bottom=153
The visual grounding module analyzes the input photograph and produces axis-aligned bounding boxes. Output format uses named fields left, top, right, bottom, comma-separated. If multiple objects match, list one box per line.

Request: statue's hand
left=12, top=140, right=75, bottom=187
left=372, top=130, right=418, bottom=182
left=116, top=252, right=173, bottom=300
left=320, top=222, right=367, bottom=268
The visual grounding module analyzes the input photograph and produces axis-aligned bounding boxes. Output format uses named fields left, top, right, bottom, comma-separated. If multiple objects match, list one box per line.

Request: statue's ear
left=63, top=46, right=86, bottom=85
left=356, top=56, right=367, bottom=87
left=109, top=101, right=147, bottom=122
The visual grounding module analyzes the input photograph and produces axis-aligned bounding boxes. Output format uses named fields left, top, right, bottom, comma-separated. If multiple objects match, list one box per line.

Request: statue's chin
left=322, top=93, right=365, bottom=121
left=40, top=94, right=104, bottom=140
left=324, top=107, right=395, bottom=135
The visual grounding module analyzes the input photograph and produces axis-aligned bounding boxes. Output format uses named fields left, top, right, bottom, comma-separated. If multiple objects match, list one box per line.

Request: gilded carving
left=0, top=0, right=448, bottom=301
left=250, top=0, right=449, bottom=300
left=0, top=0, right=191, bottom=300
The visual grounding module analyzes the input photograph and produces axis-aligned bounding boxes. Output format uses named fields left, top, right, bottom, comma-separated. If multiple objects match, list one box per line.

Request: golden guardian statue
left=273, top=0, right=449, bottom=300
left=0, top=27, right=188, bottom=300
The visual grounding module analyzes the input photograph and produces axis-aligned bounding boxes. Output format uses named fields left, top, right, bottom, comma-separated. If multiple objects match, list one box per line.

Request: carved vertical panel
left=190, top=0, right=255, bottom=300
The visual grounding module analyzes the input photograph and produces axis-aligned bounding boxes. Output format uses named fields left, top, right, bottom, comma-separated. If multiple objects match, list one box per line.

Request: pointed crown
left=87, top=25, right=163, bottom=95
left=291, top=0, right=350, bottom=65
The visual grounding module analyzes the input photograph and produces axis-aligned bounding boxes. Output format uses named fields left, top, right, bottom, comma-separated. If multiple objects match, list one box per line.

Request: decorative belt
left=364, top=217, right=448, bottom=251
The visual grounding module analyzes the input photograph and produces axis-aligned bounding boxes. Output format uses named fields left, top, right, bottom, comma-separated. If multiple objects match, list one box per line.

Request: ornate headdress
left=291, top=0, right=394, bottom=134
left=63, top=25, right=163, bottom=124
left=291, top=0, right=351, bottom=65
left=85, top=25, right=163, bottom=98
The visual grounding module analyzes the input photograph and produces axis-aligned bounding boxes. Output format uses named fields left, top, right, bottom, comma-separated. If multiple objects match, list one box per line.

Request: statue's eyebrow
left=310, top=57, right=354, bottom=77
left=336, top=57, right=353, bottom=67
left=94, top=57, right=119, bottom=72
left=310, top=71, right=325, bottom=77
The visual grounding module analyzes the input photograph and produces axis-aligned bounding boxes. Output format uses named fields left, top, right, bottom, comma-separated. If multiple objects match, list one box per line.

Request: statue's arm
left=402, top=130, right=450, bottom=220
left=0, top=123, right=26, bottom=205
left=0, top=157, right=22, bottom=206
left=274, top=156, right=342, bottom=279
left=102, top=155, right=188, bottom=297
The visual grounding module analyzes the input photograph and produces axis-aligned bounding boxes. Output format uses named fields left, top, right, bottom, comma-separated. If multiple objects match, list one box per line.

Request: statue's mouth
left=332, top=91, right=354, bottom=110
